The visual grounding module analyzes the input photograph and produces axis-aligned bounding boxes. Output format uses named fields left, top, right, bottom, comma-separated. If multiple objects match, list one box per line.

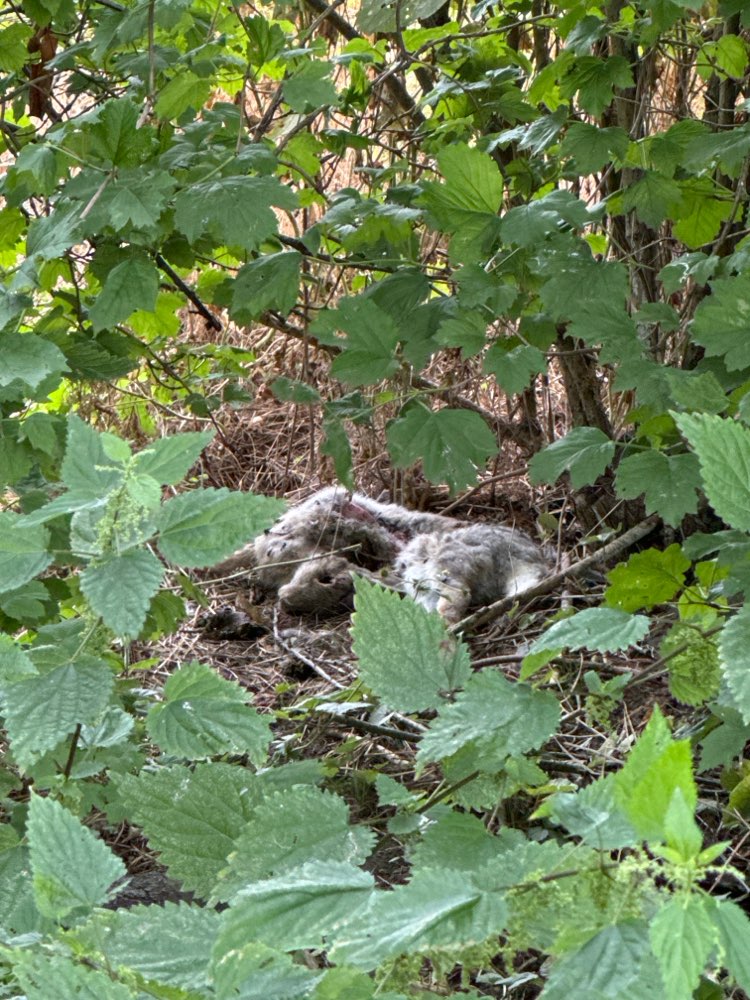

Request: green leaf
left=231, top=251, right=301, bottom=322
left=500, top=190, right=590, bottom=247
left=719, top=604, right=750, bottom=723
left=549, top=774, right=636, bottom=850
left=75, top=902, right=220, bottom=992
left=133, top=430, right=214, bottom=485
left=1, top=657, right=114, bottom=770
left=713, top=899, right=750, bottom=993
left=540, top=250, right=628, bottom=321
left=410, top=813, right=512, bottom=872
left=116, top=763, right=265, bottom=898
left=0, top=847, right=44, bottom=935
left=560, top=122, right=630, bottom=172
left=270, top=376, right=321, bottom=404
left=675, top=412, right=750, bottom=532
left=357, top=0, right=447, bottom=31
left=0, top=333, right=67, bottom=393
left=0, top=512, right=52, bottom=595
left=351, top=578, right=470, bottom=712
left=330, top=867, right=508, bottom=969
left=417, top=669, right=560, bottom=767
left=155, top=71, right=212, bottom=119
left=418, top=143, right=503, bottom=236
left=529, top=607, right=650, bottom=654
left=691, top=276, right=750, bottom=371
left=484, top=343, right=546, bottom=395
left=529, top=426, right=615, bottom=489
left=672, top=178, right=733, bottom=249
left=87, top=98, right=147, bottom=167
left=216, top=861, right=374, bottom=951
left=80, top=548, right=164, bottom=638
left=157, top=488, right=285, bottom=567
left=321, top=418, right=354, bottom=490
left=435, top=309, right=487, bottom=356
left=622, top=740, right=697, bottom=842
left=221, top=786, right=374, bottom=895
left=174, top=176, right=297, bottom=251
left=663, top=787, right=703, bottom=860
left=88, top=253, right=160, bottom=332
left=660, top=623, right=720, bottom=706
left=27, top=794, right=125, bottom=919
left=620, top=170, right=682, bottom=228
left=12, top=952, right=134, bottom=1000
left=326, top=296, right=401, bottom=386
left=650, top=896, right=716, bottom=1000
left=387, top=405, right=498, bottom=492
left=0, top=23, right=34, bottom=71
left=61, top=415, right=125, bottom=496
left=615, top=451, right=701, bottom=527
left=604, top=544, right=690, bottom=612
left=284, top=62, right=338, bottom=112
left=146, top=661, right=271, bottom=762
left=541, top=920, right=652, bottom=999
left=212, top=940, right=321, bottom=1000
left=563, top=55, right=634, bottom=117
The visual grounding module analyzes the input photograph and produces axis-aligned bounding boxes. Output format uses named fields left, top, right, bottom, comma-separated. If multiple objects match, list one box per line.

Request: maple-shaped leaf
left=672, top=178, right=733, bottom=249
left=88, top=253, right=160, bottom=332
left=387, top=404, right=498, bottom=491
left=620, top=170, right=681, bottom=229
left=326, top=296, right=401, bottom=385
left=174, top=176, right=297, bottom=251
left=560, top=122, right=629, bottom=173
left=231, top=251, right=301, bottom=322
left=690, top=276, right=750, bottom=371
left=562, top=55, right=634, bottom=117
left=529, top=426, right=615, bottom=489
left=615, top=451, right=701, bottom=527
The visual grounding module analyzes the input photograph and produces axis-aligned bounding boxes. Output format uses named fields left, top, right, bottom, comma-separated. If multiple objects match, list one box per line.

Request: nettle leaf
left=330, top=867, right=508, bottom=969
left=559, top=122, right=630, bottom=172
left=417, top=669, right=560, bottom=768
left=719, top=604, right=750, bottom=723
left=691, top=276, right=750, bottom=371
left=116, top=763, right=265, bottom=898
left=133, top=430, right=213, bottom=485
left=0, top=333, right=67, bottom=393
left=147, top=660, right=271, bottom=762
left=529, top=426, right=615, bottom=489
left=410, top=813, right=512, bottom=873
left=714, top=899, right=750, bottom=994
left=484, top=343, right=547, bottom=395
left=615, top=721, right=697, bottom=842
left=61, top=414, right=125, bottom=496
left=675, top=412, right=750, bottom=532
left=352, top=578, right=470, bottom=712
left=660, top=623, right=720, bottom=706
left=231, top=251, right=301, bottom=322
left=1, top=657, right=114, bottom=770
left=387, top=405, right=498, bottom=492
left=541, top=920, right=653, bottom=1000
left=650, top=896, right=716, bottom=1000
left=27, top=794, right=125, bottom=919
left=327, top=296, right=402, bottom=386
left=221, top=787, right=375, bottom=896
left=530, top=607, right=650, bottom=655
left=0, top=512, right=52, bottom=595
left=549, top=774, right=637, bottom=850
left=157, top=488, right=285, bottom=567
left=12, top=952, right=134, bottom=1000
left=615, top=451, right=701, bottom=527
left=605, top=545, right=690, bottom=612
left=174, top=176, right=297, bottom=251
left=76, top=903, right=220, bottom=993
left=283, top=61, right=338, bottom=112
left=216, top=861, right=374, bottom=957
left=88, top=253, right=159, bottom=332
left=80, top=548, right=164, bottom=638
left=217, top=947, right=321, bottom=1000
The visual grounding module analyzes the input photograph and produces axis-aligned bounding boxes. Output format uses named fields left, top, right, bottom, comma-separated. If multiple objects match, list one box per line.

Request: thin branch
left=155, top=253, right=223, bottom=332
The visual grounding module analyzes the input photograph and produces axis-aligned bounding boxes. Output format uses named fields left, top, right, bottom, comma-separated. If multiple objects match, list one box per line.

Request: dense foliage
left=2, top=0, right=750, bottom=994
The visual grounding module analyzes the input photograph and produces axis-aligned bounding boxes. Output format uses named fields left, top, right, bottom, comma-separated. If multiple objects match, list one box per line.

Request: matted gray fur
left=213, top=487, right=549, bottom=623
